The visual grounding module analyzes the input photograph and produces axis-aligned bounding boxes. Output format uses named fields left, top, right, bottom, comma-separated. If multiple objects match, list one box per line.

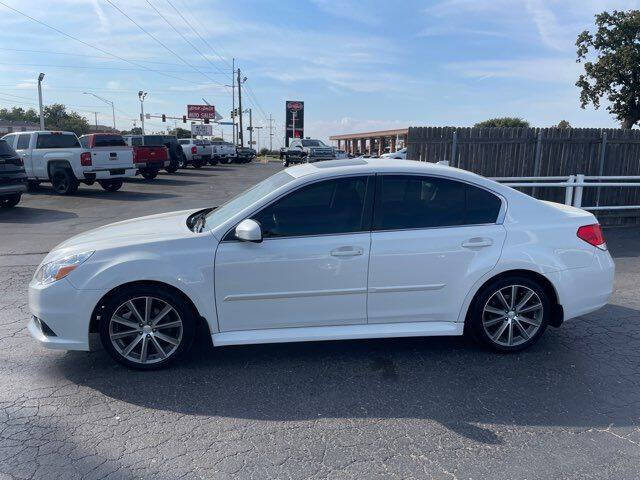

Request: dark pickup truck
left=0, top=139, right=27, bottom=208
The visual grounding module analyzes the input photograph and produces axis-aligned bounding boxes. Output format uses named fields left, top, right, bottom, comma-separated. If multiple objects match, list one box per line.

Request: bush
left=474, top=117, right=530, bottom=128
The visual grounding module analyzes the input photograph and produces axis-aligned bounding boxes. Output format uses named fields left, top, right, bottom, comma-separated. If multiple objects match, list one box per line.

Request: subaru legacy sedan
left=28, top=159, right=614, bottom=369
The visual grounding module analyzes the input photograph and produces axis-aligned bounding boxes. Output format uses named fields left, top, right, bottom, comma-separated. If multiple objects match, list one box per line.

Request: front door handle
left=462, top=238, right=493, bottom=248
left=330, top=246, right=363, bottom=257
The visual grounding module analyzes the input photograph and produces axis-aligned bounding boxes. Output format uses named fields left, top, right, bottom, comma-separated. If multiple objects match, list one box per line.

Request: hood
left=46, top=209, right=201, bottom=261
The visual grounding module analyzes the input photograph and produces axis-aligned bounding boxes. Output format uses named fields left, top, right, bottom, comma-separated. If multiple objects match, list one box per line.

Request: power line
left=0, top=61, right=229, bottom=74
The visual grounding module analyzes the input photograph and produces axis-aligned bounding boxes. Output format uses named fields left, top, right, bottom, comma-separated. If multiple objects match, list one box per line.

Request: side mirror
left=235, top=219, right=262, bottom=243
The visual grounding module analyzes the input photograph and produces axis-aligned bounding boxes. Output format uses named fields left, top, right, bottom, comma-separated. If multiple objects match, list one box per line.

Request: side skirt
left=212, top=322, right=463, bottom=347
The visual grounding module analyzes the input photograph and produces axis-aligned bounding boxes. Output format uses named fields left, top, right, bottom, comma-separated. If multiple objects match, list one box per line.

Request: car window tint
left=35, top=133, right=80, bottom=149
left=465, top=184, right=501, bottom=224
left=16, top=134, right=30, bottom=150
left=374, top=175, right=501, bottom=230
left=131, top=137, right=143, bottom=146
left=178, top=139, right=189, bottom=145
left=252, top=177, right=369, bottom=238
left=94, top=135, right=126, bottom=147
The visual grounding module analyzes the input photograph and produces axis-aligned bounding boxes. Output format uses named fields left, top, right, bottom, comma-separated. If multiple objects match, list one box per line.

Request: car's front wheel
left=0, top=193, right=21, bottom=208
left=99, top=286, right=196, bottom=369
left=469, top=275, right=549, bottom=352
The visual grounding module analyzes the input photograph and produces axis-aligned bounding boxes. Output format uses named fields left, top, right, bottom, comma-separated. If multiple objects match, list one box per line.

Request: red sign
left=187, top=104, right=216, bottom=119
left=286, top=101, right=303, bottom=111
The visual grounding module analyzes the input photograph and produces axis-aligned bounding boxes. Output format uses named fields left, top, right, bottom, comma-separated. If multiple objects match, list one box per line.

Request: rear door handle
left=331, top=246, right=363, bottom=257
left=462, top=238, right=493, bottom=248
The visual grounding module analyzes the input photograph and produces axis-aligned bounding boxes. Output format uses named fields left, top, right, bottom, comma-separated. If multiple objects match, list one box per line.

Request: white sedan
left=28, top=159, right=614, bottom=369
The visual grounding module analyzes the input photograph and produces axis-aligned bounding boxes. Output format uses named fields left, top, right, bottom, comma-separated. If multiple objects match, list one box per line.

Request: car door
left=15, top=134, right=33, bottom=176
left=215, top=175, right=374, bottom=332
left=367, top=174, right=506, bottom=324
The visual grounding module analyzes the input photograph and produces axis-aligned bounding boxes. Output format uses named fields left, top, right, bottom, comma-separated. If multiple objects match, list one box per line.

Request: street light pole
left=83, top=92, right=116, bottom=130
left=37, top=73, right=45, bottom=130
left=138, top=91, right=147, bottom=135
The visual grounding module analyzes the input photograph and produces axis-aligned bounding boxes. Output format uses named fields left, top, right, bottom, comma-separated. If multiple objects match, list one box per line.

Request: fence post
left=564, top=175, right=575, bottom=205
left=573, top=174, right=585, bottom=208
left=451, top=130, right=458, bottom=167
left=532, top=130, right=543, bottom=197
left=596, top=131, right=607, bottom=206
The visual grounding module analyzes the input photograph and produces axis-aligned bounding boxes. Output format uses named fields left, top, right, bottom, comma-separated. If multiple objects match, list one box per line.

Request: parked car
left=77, top=134, right=137, bottom=188
left=212, top=141, right=236, bottom=164
left=334, top=149, right=348, bottom=159
left=235, top=146, right=256, bottom=163
left=380, top=147, right=407, bottom=159
left=121, top=135, right=169, bottom=180
left=27, top=159, right=614, bottom=369
left=0, top=138, right=27, bottom=207
left=283, top=138, right=335, bottom=167
left=142, top=135, right=183, bottom=173
left=177, top=138, right=210, bottom=168
left=3, top=131, right=136, bottom=195
left=200, top=139, right=218, bottom=165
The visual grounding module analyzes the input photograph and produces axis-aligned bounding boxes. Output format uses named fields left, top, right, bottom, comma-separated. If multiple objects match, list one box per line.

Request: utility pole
left=92, top=111, right=98, bottom=129
left=268, top=113, right=274, bottom=152
left=138, top=91, right=147, bottom=135
left=37, top=73, right=45, bottom=130
left=83, top=92, right=115, bottom=130
left=237, top=68, right=244, bottom=147
left=231, top=58, right=235, bottom=146
left=247, top=108, right=253, bottom=147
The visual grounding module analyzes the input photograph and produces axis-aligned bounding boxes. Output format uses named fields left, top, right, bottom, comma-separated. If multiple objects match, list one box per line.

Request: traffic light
left=161, top=114, right=166, bottom=122
left=182, top=115, right=186, bottom=123
left=204, top=118, right=209, bottom=124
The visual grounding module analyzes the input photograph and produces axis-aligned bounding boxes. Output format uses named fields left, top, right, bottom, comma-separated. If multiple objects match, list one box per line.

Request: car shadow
left=124, top=178, right=202, bottom=187
left=0, top=207, right=78, bottom=224
left=27, top=187, right=178, bottom=201
left=57, top=303, right=640, bottom=445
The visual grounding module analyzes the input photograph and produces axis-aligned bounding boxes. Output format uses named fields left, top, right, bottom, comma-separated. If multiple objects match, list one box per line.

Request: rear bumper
left=82, top=168, right=137, bottom=180
left=0, top=183, right=26, bottom=195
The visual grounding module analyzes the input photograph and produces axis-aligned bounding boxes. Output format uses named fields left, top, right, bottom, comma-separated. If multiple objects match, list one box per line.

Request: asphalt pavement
left=1, top=161, right=639, bottom=479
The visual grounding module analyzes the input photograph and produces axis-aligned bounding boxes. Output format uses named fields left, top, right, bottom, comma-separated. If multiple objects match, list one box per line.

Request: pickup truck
left=123, top=135, right=181, bottom=174
left=121, top=135, right=169, bottom=179
left=177, top=138, right=209, bottom=168
left=235, top=146, right=256, bottom=163
left=283, top=138, right=335, bottom=167
left=200, top=139, right=218, bottom=165
left=211, top=141, right=237, bottom=164
left=0, top=138, right=27, bottom=208
left=2, top=131, right=136, bottom=195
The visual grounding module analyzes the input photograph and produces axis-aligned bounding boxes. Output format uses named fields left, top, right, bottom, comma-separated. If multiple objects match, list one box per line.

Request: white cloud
left=446, top=58, right=582, bottom=84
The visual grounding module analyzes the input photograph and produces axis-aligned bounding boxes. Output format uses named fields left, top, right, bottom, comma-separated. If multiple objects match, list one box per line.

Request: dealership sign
left=285, top=100, right=304, bottom=147
left=187, top=104, right=216, bottom=119
left=191, top=124, right=213, bottom=136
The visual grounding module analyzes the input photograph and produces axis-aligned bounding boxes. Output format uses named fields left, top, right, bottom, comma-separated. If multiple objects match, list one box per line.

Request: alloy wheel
left=482, top=285, right=543, bottom=347
left=109, top=296, right=183, bottom=365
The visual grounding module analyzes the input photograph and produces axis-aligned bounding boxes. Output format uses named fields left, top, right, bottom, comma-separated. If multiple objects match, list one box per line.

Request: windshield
left=204, top=170, right=294, bottom=228
left=301, top=140, right=325, bottom=147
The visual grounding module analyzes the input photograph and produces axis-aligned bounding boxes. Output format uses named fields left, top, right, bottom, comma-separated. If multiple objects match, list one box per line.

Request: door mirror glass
left=235, top=218, right=262, bottom=242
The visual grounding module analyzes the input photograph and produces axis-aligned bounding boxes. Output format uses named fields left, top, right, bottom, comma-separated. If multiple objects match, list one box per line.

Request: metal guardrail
left=489, top=174, right=640, bottom=211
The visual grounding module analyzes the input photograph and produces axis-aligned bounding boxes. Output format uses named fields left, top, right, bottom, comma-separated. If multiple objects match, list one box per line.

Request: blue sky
left=0, top=0, right=638, bottom=147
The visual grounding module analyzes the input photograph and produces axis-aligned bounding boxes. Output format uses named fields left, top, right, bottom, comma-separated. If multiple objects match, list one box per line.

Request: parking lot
left=1, top=161, right=639, bottom=480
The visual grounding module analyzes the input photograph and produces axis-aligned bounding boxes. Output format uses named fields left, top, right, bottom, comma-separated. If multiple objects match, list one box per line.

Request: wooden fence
left=407, top=126, right=640, bottom=225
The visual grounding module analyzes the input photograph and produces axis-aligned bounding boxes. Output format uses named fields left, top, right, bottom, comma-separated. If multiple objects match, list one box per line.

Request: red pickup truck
left=121, top=135, right=170, bottom=179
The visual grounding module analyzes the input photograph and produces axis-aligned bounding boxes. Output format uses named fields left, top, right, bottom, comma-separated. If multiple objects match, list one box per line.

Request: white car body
left=211, top=141, right=236, bottom=163
left=178, top=138, right=210, bottom=165
left=381, top=147, right=407, bottom=159
left=28, top=159, right=614, bottom=361
left=3, top=131, right=136, bottom=182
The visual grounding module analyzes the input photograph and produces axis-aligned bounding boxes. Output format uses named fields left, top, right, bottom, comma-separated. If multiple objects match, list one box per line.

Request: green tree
left=169, top=127, right=191, bottom=138
left=0, top=106, right=39, bottom=123
left=43, top=104, right=90, bottom=136
left=473, top=117, right=530, bottom=128
left=576, top=10, right=640, bottom=129
left=120, top=127, right=143, bottom=135
left=556, top=120, right=571, bottom=128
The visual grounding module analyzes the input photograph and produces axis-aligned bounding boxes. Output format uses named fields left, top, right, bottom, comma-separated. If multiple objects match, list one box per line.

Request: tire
left=468, top=275, right=549, bottom=352
left=282, top=157, right=289, bottom=168
left=98, top=285, right=196, bottom=369
left=165, top=165, right=178, bottom=174
left=99, top=179, right=123, bottom=192
left=192, top=160, right=203, bottom=169
left=140, top=170, right=158, bottom=180
left=209, top=158, right=219, bottom=166
left=0, top=193, right=21, bottom=208
left=26, top=180, right=40, bottom=191
left=51, top=168, right=79, bottom=195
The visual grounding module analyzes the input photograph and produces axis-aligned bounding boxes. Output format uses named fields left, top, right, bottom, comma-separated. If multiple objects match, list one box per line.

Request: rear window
left=35, top=133, right=80, bottom=149
left=178, top=139, right=190, bottom=145
left=94, top=135, right=126, bottom=147
left=131, top=137, right=143, bottom=146
left=0, top=139, right=17, bottom=156
left=143, top=135, right=165, bottom=146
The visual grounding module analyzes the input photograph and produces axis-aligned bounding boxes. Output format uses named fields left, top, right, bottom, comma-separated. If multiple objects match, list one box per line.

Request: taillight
left=80, top=152, right=92, bottom=166
left=191, top=146, right=197, bottom=154
left=577, top=224, right=606, bottom=249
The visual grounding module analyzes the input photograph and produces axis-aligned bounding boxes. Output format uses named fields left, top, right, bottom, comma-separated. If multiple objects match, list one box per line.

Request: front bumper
left=28, top=277, right=106, bottom=351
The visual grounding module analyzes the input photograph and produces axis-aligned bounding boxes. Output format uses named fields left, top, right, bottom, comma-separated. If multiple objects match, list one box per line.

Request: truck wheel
left=210, top=158, right=218, bottom=166
left=165, top=165, right=178, bottom=174
left=141, top=170, right=158, bottom=180
left=99, top=179, right=124, bottom=192
left=192, top=160, right=203, bottom=169
left=283, top=156, right=290, bottom=167
left=51, top=169, right=79, bottom=195
left=26, top=180, right=40, bottom=191
left=0, top=193, right=21, bottom=208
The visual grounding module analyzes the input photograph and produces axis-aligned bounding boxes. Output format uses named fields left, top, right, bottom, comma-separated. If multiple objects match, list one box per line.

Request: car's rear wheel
left=99, top=179, right=123, bottom=192
left=51, top=168, right=79, bottom=195
left=140, top=170, right=158, bottom=180
left=0, top=193, right=21, bottom=208
left=99, top=286, right=196, bottom=369
left=469, top=275, right=549, bottom=352
left=165, top=165, right=178, bottom=174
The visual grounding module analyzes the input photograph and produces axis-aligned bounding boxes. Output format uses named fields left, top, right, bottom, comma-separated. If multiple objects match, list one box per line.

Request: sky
left=0, top=0, right=638, bottom=148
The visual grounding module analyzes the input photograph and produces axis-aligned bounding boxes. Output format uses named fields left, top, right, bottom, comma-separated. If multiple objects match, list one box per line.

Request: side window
left=17, top=134, right=31, bottom=149
left=3, top=134, right=16, bottom=148
left=251, top=176, right=371, bottom=238
left=373, top=175, right=501, bottom=230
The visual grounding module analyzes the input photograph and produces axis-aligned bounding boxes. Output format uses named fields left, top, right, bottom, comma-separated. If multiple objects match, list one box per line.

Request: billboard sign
left=187, top=104, right=216, bottom=119
left=191, top=124, right=213, bottom=136
left=285, top=100, right=304, bottom=147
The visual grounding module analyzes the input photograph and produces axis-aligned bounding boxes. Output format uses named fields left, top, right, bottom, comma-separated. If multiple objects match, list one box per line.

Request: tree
left=43, top=104, right=90, bottom=136
left=169, top=127, right=191, bottom=138
left=576, top=10, right=640, bottom=129
left=0, top=107, right=39, bottom=123
left=556, top=120, right=571, bottom=128
left=120, top=127, right=143, bottom=135
left=473, top=117, right=530, bottom=128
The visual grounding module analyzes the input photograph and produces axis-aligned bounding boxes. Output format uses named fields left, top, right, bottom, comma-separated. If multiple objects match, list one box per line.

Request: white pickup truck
left=2, top=131, right=136, bottom=194
left=211, top=140, right=237, bottom=164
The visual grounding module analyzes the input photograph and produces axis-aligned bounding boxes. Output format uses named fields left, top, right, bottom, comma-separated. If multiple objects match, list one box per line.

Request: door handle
left=462, top=238, right=493, bottom=248
left=330, top=246, right=363, bottom=257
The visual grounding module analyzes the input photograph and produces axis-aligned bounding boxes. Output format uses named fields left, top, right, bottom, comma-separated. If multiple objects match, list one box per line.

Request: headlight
left=34, top=251, right=94, bottom=285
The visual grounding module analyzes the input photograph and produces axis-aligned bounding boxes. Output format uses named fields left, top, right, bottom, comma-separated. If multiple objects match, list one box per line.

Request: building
left=0, top=120, right=39, bottom=135
left=329, top=128, right=408, bottom=156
